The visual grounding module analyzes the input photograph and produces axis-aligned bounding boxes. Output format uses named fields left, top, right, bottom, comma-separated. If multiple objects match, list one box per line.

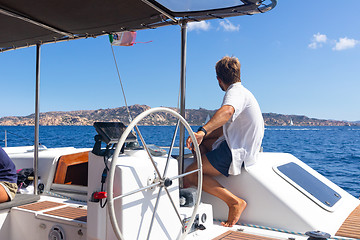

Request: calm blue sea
left=0, top=125, right=359, bottom=198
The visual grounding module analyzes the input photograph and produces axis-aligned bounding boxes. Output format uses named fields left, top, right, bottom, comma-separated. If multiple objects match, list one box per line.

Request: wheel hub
left=164, top=178, right=173, bottom=187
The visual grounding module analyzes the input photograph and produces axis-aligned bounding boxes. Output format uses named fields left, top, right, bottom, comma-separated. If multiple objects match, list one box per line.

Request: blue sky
left=1, top=1, right=360, bottom=121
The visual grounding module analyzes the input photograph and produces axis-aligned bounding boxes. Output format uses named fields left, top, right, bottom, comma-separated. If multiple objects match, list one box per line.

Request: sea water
left=0, top=125, right=359, bottom=198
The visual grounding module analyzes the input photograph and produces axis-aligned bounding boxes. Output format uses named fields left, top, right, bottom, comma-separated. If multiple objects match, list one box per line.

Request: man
left=185, top=56, right=264, bottom=227
left=0, top=146, right=17, bottom=203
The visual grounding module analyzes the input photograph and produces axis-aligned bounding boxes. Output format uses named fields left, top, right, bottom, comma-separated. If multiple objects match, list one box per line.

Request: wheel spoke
left=113, top=181, right=161, bottom=201
left=146, top=186, right=163, bottom=240
left=163, top=120, right=180, bottom=178
left=169, top=168, right=200, bottom=182
left=164, top=187, right=185, bottom=228
left=135, top=125, right=163, bottom=178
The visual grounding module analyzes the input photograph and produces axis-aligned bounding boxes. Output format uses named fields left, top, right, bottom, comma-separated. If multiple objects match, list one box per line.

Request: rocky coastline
left=0, top=105, right=357, bottom=126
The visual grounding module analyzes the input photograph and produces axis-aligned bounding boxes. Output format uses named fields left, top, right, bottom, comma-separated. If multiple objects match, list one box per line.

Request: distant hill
left=262, top=113, right=356, bottom=126
left=0, top=105, right=357, bottom=126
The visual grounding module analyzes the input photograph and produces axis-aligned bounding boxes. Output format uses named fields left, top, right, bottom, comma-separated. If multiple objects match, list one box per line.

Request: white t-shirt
left=215, top=82, right=264, bottom=175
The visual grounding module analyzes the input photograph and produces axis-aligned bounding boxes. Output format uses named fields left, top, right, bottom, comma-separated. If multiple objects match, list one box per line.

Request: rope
left=110, top=44, right=133, bottom=123
left=110, top=43, right=139, bottom=143
left=239, top=223, right=306, bottom=237
left=214, top=219, right=356, bottom=240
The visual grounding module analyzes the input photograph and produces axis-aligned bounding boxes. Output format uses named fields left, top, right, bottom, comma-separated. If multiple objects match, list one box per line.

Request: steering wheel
left=107, top=107, right=203, bottom=240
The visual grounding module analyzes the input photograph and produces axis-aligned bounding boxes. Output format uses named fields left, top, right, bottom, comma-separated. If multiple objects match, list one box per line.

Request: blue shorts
left=206, top=140, right=232, bottom=177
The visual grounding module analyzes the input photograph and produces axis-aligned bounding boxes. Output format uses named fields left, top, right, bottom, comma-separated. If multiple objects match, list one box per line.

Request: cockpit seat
left=0, top=194, right=40, bottom=211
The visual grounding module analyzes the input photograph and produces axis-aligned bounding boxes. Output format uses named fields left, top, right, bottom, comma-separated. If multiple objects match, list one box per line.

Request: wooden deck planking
left=17, top=200, right=65, bottom=211
left=17, top=200, right=87, bottom=223
left=336, top=204, right=360, bottom=239
left=213, top=231, right=280, bottom=240
left=44, top=206, right=87, bottom=222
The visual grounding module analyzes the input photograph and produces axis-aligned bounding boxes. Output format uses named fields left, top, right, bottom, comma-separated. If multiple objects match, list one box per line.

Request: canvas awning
left=0, top=0, right=276, bottom=52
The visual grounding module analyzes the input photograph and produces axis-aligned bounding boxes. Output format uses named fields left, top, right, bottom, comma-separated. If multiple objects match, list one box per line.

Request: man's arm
left=203, top=105, right=234, bottom=136
left=186, top=105, right=234, bottom=150
left=205, top=126, right=223, bottom=140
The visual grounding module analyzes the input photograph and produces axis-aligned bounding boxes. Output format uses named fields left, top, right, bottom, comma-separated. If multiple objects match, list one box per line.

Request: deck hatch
left=274, top=162, right=341, bottom=209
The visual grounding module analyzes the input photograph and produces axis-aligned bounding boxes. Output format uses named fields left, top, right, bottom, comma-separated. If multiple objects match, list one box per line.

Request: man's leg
left=197, top=137, right=218, bottom=156
left=184, top=155, right=247, bottom=227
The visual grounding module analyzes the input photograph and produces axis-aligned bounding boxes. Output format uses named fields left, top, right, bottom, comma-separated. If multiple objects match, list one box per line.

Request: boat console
left=87, top=119, right=211, bottom=239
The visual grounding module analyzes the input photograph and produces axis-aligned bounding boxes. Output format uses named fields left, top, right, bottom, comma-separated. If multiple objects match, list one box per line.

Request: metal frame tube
left=34, top=43, right=41, bottom=195
left=4, top=130, right=7, bottom=147
left=178, top=21, right=187, bottom=177
left=0, top=7, right=74, bottom=38
left=141, top=0, right=177, bottom=23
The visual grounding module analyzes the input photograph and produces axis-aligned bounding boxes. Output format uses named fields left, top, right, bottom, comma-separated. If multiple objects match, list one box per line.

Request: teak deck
left=17, top=200, right=65, bottom=211
left=18, top=200, right=87, bottom=223
left=213, top=231, right=280, bottom=240
left=336, top=204, right=360, bottom=239
left=44, top=206, right=87, bottom=222
left=214, top=205, right=360, bottom=240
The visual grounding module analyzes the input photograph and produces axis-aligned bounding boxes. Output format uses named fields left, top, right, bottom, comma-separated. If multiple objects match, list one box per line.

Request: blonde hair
left=215, top=56, right=241, bottom=85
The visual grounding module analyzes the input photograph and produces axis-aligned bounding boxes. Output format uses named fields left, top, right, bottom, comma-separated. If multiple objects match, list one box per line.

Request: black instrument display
left=93, top=122, right=136, bottom=145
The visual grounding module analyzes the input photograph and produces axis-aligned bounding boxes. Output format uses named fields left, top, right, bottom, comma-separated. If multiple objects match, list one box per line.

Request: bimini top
left=0, top=0, right=276, bottom=52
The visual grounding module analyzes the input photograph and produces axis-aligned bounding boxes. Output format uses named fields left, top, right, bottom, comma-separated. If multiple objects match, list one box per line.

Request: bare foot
left=221, top=199, right=247, bottom=227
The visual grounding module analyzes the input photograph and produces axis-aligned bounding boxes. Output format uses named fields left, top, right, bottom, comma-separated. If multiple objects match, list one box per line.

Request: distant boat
left=290, top=118, right=294, bottom=126
left=204, top=114, right=211, bottom=125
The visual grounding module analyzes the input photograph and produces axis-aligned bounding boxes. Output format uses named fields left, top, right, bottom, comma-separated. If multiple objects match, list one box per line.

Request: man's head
left=215, top=56, right=241, bottom=90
